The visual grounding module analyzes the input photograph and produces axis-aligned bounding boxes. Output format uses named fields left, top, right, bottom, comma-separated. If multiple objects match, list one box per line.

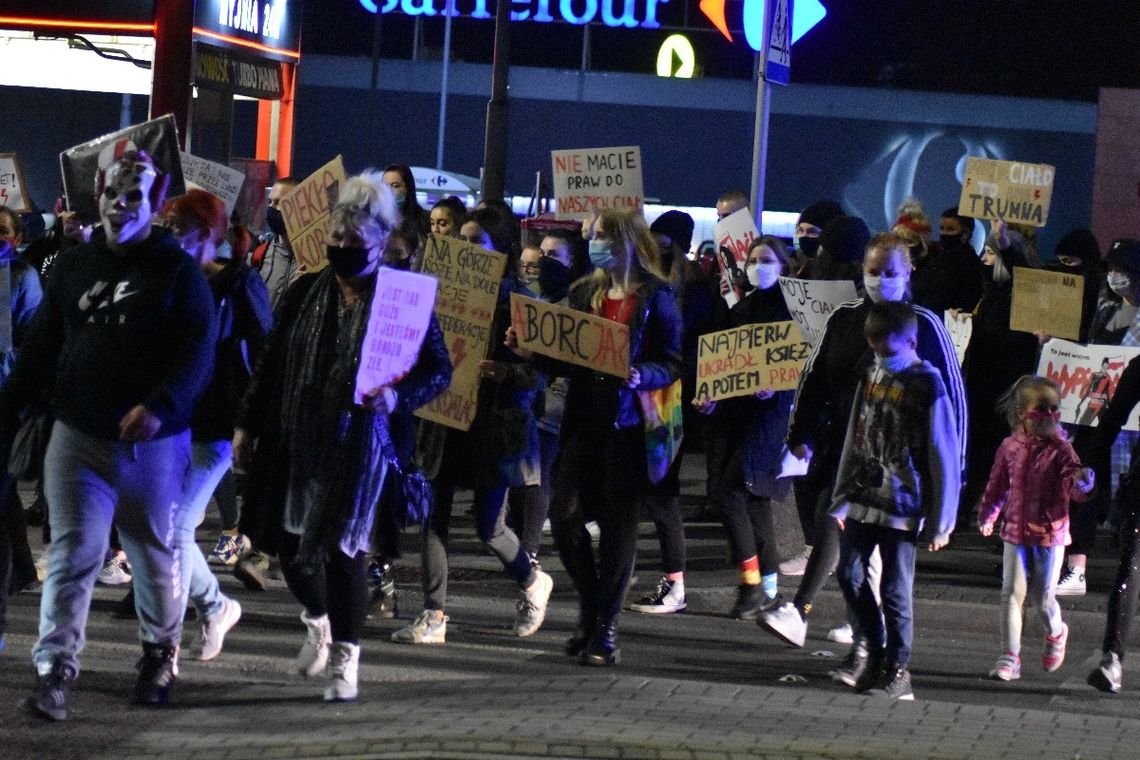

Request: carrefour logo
left=359, top=0, right=670, bottom=29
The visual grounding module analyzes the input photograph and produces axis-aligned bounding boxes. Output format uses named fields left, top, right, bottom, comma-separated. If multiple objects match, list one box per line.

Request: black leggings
left=1103, top=490, right=1140, bottom=659
left=719, top=488, right=778, bottom=575
left=793, top=488, right=841, bottom=612
left=278, top=533, right=370, bottom=645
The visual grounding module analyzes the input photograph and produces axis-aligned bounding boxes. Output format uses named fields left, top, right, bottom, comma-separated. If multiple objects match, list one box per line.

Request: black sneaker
left=730, top=584, right=778, bottom=621
left=829, top=640, right=870, bottom=688
left=867, top=666, right=914, bottom=701
left=23, top=660, right=77, bottom=721
left=853, top=650, right=885, bottom=692
left=233, top=551, right=269, bottom=592
left=133, top=643, right=178, bottom=707
left=367, top=561, right=398, bottom=620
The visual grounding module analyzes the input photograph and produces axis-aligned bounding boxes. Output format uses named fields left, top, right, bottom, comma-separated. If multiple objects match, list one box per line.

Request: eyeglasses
left=521, top=262, right=541, bottom=274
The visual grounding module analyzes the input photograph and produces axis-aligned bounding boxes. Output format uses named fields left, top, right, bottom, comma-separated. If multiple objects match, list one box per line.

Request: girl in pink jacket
left=978, top=375, right=1095, bottom=681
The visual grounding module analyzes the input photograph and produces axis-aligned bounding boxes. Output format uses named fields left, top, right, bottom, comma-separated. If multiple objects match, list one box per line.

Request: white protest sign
left=179, top=152, right=246, bottom=217
left=551, top=146, right=643, bottom=220
left=713, top=207, right=759, bottom=268
left=0, top=154, right=31, bottom=213
left=943, top=310, right=973, bottom=368
left=1037, top=339, right=1140, bottom=430
left=354, top=269, right=439, bottom=405
left=778, top=277, right=859, bottom=346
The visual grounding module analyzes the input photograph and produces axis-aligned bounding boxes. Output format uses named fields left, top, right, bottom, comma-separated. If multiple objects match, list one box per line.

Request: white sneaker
left=195, top=597, right=242, bottom=661
left=296, top=611, right=331, bottom=677
left=515, top=570, right=554, bottom=637
left=761, top=602, right=807, bottom=648
left=323, top=642, right=360, bottom=702
left=827, top=623, right=854, bottom=645
left=391, top=611, right=447, bottom=644
left=629, top=577, right=686, bottom=614
left=1055, top=566, right=1086, bottom=597
left=778, top=545, right=811, bottom=576
left=97, top=554, right=132, bottom=586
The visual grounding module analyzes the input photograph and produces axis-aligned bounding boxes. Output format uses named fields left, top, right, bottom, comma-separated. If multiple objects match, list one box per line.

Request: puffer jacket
left=977, top=431, right=1088, bottom=547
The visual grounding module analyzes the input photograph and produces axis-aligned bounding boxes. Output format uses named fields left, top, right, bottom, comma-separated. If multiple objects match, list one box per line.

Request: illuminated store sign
left=194, top=0, right=301, bottom=62
left=359, top=0, right=671, bottom=29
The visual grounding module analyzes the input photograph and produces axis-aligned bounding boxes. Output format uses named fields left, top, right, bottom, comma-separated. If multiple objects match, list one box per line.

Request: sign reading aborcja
left=510, top=293, right=630, bottom=379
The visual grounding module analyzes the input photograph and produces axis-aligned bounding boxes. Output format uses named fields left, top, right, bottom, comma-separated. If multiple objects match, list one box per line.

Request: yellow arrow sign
left=656, top=34, right=696, bottom=78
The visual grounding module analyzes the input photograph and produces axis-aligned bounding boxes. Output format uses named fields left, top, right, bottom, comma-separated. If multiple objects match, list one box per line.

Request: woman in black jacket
left=233, top=171, right=451, bottom=702
left=517, top=208, right=682, bottom=665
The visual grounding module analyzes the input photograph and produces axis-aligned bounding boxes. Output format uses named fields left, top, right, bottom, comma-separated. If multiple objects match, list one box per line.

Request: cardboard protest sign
left=943, top=310, right=973, bottom=368
left=714, top=207, right=758, bottom=268
left=695, top=320, right=811, bottom=402
left=1037, top=339, right=1140, bottom=430
left=416, top=234, right=507, bottom=431
left=1009, top=266, right=1083, bottom=341
left=551, top=146, right=643, bottom=219
left=180, top=152, right=245, bottom=217
left=60, top=114, right=185, bottom=224
left=229, top=158, right=274, bottom=230
left=0, top=154, right=31, bottom=213
left=354, top=269, right=439, bottom=405
left=778, top=277, right=858, bottom=346
left=957, top=157, right=1054, bottom=227
left=279, top=156, right=346, bottom=274
left=509, top=292, right=629, bottom=379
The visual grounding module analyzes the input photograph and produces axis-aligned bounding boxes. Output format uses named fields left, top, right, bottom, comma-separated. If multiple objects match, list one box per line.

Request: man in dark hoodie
left=2, top=150, right=216, bottom=719
left=792, top=200, right=845, bottom=276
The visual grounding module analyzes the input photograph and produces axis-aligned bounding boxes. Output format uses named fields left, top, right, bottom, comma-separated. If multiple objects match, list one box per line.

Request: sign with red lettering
left=1038, top=339, right=1140, bottom=430
left=713, top=207, right=758, bottom=268
left=551, top=145, right=643, bottom=220
left=279, top=155, right=346, bottom=274
left=0, top=153, right=31, bottom=214
left=958, top=157, right=1055, bottom=228
left=416, top=234, right=507, bottom=431
left=354, top=268, right=438, bottom=405
left=695, top=320, right=811, bottom=402
left=509, top=292, right=630, bottom=379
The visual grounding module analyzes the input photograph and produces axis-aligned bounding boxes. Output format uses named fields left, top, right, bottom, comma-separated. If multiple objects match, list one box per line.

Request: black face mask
left=326, top=245, right=373, bottom=278
left=798, top=236, right=820, bottom=259
left=537, top=256, right=571, bottom=301
left=387, top=256, right=412, bottom=271
left=266, top=207, right=287, bottom=237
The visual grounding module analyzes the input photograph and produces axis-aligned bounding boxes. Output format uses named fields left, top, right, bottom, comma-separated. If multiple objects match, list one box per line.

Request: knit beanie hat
left=819, top=215, right=871, bottom=263
left=650, top=210, right=695, bottom=252
left=797, top=200, right=845, bottom=231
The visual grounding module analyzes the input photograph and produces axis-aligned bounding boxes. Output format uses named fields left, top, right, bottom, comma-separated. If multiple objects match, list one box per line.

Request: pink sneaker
left=1042, top=623, right=1068, bottom=672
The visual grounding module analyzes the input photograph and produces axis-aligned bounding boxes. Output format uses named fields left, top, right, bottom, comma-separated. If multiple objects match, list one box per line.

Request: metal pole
left=367, top=12, right=383, bottom=138
left=748, top=0, right=773, bottom=226
left=436, top=0, right=454, bottom=171
left=481, top=0, right=512, bottom=200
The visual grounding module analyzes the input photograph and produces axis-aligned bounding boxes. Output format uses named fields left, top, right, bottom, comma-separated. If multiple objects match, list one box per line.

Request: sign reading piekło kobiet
left=359, top=0, right=672, bottom=28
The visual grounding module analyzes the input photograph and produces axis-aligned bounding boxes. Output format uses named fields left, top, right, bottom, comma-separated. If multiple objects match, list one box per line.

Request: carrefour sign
left=359, top=0, right=670, bottom=28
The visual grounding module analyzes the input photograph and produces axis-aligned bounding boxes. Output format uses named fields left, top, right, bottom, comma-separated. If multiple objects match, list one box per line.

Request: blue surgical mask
left=589, top=239, right=614, bottom=269
left=875, top=351, right=919, bottom=374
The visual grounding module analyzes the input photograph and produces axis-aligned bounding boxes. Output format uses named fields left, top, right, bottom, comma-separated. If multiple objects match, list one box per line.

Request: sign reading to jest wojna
left=695, top=320, right=810, bottom=402
left=551, top=146, right=643, bottom=219
left=279, top=155, right=346, bottom=274
left=355, top=268, right=438, bottom=404
left=957, top=157, right=1055, bottom=228
left=510, top=292, right=630, bottom=379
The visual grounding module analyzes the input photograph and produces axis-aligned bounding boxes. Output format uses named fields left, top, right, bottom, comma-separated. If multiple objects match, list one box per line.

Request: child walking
left=830, top=301, right=961, bottom=701
left=978, top=375, right=1095, bottom=681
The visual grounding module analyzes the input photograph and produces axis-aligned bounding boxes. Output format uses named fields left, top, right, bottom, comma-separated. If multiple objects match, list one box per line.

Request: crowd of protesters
left=1, top=151, right=1139, bottom=721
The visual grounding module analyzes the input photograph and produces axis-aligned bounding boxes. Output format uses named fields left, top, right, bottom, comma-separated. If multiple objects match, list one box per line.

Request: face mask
left=747, top=262, right=781, bottom=290
left=588, top=239, right=614, bottom=269
left=266, top=207, right=287, bottom=237
left=537, top=256, right=571, bottom=300
left=863, top=274, right=908, bottom=303
left=1109, top=273, right=1132, bottom=297
left=393, top=191, right=407, bottom=207
left=388, top=256, right=412, bottom=271
left=326, top=244, right=374, bottom=278
left=875, top=351, right=918, bottom=374
left=1025, top=409, right=1061, bottom=422
left=797, top=236, right=820, bottom=259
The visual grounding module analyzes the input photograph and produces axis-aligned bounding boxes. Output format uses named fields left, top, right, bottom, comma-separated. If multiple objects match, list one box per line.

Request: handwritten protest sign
left=714, top=207, right=758, bottom=268
left=1009, top=266, right=1083, bottom=341
left=280, top=155, right=346, bottom=274
left=1038, top=339, right=1140, bottom=430
left=509, top=293, right=629, bottom=379
left=695, top=320, right=811, bottom=402
left=416, top=234, right=507, bottom=431
left=0, top=154, right=30, bottom=213
left=778, top=277, right=858, bottom=346
left=60, top=115, right=185, bottom=224
left=958, top=157, right=1055, bottom=227
left=180, top=152, right=245, bottom=217
left=354, top=269, right=438, bottom=405
left=944, top=310, right=973, bottom=367
left=551, top=146, right=643, bottom=220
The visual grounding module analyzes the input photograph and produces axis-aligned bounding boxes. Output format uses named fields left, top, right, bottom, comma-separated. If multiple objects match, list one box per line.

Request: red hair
left=164, top=189, right=227, bottom=241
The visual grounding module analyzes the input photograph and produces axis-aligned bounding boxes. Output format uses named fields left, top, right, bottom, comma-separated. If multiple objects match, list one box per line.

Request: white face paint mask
left=747, top=262, right=781, bottom=290
left=1108, top=273, right=1132, bottom=297
left=99, top=159, right=157, bottom=248
left=863, top=274, right=908, bottom=303
left=875, top=350, right=919, bottom=374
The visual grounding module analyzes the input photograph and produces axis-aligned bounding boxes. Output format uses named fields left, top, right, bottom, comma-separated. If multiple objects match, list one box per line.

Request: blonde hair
left=588, top=208, right=666, bottom=313
left=865, top=232, right=913, bottom=269
left=328, top=169, right=399, bottom=243
left=998, top=375, right=1060, bottom=431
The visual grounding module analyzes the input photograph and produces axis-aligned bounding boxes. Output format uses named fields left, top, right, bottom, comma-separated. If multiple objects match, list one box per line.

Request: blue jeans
left=35, top=422, right=191, bottom=673
left=178, top=440, right=233, bottom=620
left=836, top=519, right=916, bottom=668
